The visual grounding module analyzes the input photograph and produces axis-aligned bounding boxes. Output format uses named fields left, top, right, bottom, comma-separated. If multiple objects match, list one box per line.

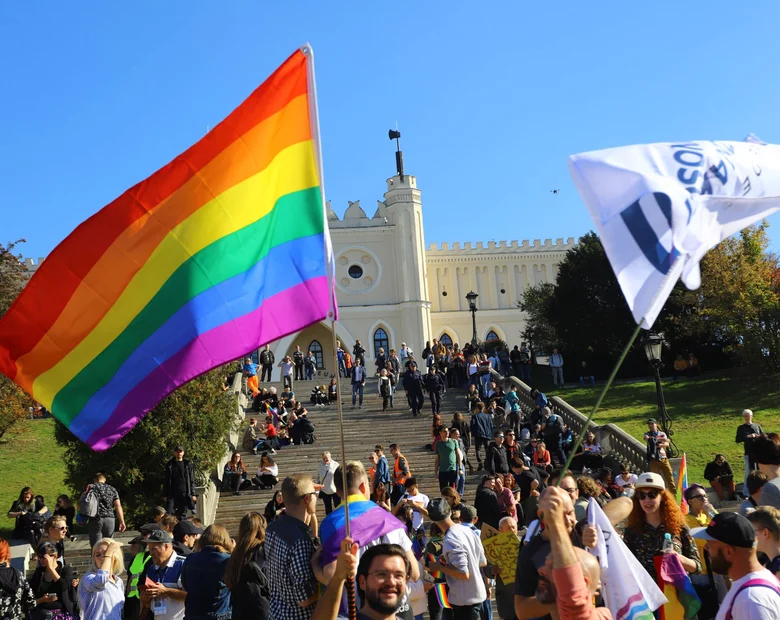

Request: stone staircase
left=31, top=380, right=472, bottom=576
left=214, top=378, right=472, bottom=535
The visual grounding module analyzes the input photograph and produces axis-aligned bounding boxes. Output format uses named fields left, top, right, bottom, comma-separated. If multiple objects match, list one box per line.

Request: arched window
left=373, top=327, right=389, bottom=357
left=440, top=333, right=453, bottom=348
left=309, top=340, right=324, bottom=370
left=486, top=330, right=500, bottom=342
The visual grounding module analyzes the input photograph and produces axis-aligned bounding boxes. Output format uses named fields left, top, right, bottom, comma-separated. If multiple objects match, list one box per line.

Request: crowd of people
left=3, top=336, right=780, bottom=620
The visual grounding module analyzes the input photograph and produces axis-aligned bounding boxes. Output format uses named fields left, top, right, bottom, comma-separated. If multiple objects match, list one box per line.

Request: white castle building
left=23, top=171, right=575, bottom=379
left=270, top=171, right=574, bottom=378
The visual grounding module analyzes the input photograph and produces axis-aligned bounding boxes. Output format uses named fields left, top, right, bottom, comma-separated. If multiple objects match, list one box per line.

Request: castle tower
left=384, top=174, right=432, bottom=347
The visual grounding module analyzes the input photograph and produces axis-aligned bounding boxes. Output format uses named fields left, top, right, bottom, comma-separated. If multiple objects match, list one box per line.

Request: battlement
left=23, top=257, right=45, bottom=270
left=426, top=237, right=576, bottom=253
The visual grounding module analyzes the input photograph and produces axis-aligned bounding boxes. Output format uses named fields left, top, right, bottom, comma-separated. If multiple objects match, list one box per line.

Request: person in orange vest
left=344, top=350, right=353, bottom=379
left=389, top=443, right=411, bottom=505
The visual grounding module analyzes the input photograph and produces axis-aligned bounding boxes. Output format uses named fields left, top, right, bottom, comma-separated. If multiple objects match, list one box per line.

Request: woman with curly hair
left=622, top=472, right=701, bottom=582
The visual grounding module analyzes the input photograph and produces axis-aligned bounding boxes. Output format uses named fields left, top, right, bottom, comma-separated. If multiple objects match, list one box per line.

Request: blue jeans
left=479, top=373, right=490, bottom=397
left=457, top=471, right=465, bottom=496
left=352, top=383, right=364, bottom=406
left=519, top=364, right=531, bottom=382
left=305, top=366, right=314, bottom=380
left=339, top=360, right=347, bottom=377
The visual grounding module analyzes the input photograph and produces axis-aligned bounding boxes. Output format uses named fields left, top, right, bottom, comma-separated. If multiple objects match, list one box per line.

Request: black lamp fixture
left=641, top=331, right=678, bottom=457
left=388, top=128, right=405, bottom=181
left=466, top=291, right=479, bottom=345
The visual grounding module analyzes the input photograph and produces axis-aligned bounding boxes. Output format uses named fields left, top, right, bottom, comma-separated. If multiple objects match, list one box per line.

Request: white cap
left=635, top=472, right=665, bottom=491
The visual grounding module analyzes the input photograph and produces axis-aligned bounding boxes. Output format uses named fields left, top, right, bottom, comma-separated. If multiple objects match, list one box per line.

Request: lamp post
left=466, top=291, right=479, bottom=347
left=642, top=332, right=679, bottom=458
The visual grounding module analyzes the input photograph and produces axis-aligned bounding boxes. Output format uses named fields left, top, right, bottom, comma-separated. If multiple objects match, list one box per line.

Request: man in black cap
left=163, top=446, right=196, bottom=518
left=643, top=418, right=675, bottom=493
left=172, top=519, right=203, bottom=557
left=486, top=430, right=510, bottom=476
left=692, top=512, right=780, bottom=619
left=402, top=361, right=425, bottom=417
left=139, top=529, right=188, bottom=619
left=125, top=523, right=159, bottom=620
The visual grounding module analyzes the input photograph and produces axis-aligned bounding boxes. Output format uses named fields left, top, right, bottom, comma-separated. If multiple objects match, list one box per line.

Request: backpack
left=78, top=484, right=99, bottom=518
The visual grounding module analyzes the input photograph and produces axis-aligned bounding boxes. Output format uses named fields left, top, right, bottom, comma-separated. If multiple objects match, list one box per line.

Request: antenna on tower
left=388, top=125, right=404, bottom=181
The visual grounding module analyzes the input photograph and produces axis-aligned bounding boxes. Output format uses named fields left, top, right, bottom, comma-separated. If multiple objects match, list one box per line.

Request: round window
left=348, top=265, right=364, bottom=279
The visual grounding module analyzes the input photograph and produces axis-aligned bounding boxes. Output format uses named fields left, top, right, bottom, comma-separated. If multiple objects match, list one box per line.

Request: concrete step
left=215, top=380, right=470, bottom=535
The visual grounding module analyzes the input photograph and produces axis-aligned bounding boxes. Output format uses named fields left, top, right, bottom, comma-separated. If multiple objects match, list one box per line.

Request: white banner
left=569, top=138, right=780, bottom=327
left=587, top=498, right=667, bottom=620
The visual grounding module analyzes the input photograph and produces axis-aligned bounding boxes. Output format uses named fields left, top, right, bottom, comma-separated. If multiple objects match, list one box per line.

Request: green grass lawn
left=559, top=374, right=780, bottom=482
left=0, top=418, right=68, bottom=539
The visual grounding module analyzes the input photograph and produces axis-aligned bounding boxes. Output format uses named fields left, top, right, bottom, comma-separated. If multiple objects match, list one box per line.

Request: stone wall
left=195, top=371, right=246, bottom=526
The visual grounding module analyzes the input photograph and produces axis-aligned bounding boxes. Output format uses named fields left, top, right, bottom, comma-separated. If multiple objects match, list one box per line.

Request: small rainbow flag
left=426, top=553, right=442, bottom=578
left=676, top=453, right=689, bottom=515
left=433, top=583, right=451, bottom=609
left=0, top=46, right=336, bottom=450
left=654, top=554, right=701, bottom=620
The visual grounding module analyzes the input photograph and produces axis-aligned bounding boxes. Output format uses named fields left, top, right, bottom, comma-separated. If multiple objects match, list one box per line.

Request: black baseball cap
left=691, top=512, right=756, bottom=549
left=647, top=418, right=658, bottom=424
left=174, top=520, right=203, bottom=541
left=427, top=498, right=451, bottom=522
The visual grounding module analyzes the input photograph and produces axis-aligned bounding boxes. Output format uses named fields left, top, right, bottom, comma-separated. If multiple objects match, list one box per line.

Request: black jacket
left=259, top=349, right=275, bottom=365
left=486, top=442, right=510, bottom=475
left=402, top=370, right=425, bottom=392
left=230, top=545, right=270, bottom=620
left=474, top=487, right=501, bottom=530
left=424, top=372, right=445, bottom=394
left=164, top=458, right=196, bottom=499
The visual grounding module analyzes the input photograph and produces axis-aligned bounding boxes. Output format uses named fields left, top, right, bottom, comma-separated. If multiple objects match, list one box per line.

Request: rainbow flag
left=319, top=495, right=406, bottom=565
left=426, top=553, right=443, bottom=578
left=676, top=453, right=689, bottom=515
left=654, top=554, right=701, bottom=620
left=0, top=46, right=336, bottom=450
left=433, top=583, right=451, bottom=609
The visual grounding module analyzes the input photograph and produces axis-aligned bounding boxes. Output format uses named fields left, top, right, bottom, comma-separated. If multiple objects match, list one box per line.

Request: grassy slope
left=560, top=374, right=780, bottom=481
left=0, top=418, right=67, bottom=539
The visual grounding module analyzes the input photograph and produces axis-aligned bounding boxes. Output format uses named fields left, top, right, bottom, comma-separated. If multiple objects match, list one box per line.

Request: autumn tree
left=0, top=240, right=33, bottom=439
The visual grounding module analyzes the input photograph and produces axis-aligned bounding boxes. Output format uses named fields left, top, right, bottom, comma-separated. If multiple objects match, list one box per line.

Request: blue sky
left=3, top=1, right=780, bottom=259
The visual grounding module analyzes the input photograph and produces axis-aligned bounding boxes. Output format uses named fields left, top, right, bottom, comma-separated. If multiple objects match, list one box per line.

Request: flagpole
left=331, top=319, right=357, bottom=620
left=558, top=256, right=683, bottom=482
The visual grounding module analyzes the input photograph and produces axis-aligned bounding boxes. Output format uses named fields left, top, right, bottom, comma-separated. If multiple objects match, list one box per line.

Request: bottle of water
left=662, top=532, right=675, bottom=554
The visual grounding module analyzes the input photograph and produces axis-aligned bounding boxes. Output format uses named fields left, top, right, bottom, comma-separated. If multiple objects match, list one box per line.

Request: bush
left=54, top=366, right=239, bottom=527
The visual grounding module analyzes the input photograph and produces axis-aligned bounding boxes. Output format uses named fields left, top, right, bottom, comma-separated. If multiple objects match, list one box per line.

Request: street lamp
left=466, top=291, right=479, bottom=346
left=642, top=332, right=679, bottom=458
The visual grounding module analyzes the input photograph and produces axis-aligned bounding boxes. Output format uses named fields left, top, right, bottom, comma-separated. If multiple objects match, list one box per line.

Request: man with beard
left=535, top=486, right=610, bottom=620
left=312, top=539, right=410, bottom=620
left=692, top=512, right=780, bottom=620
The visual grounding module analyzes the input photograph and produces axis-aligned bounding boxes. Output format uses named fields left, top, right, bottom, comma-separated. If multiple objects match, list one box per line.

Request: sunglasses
left=637, top=490, right=660, bottom=500
left=689, top=494, right=708, bottom=501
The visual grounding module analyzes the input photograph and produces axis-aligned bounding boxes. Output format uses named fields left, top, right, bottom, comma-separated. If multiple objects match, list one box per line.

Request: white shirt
left=317, top=460, right=339, bottom=495
left=281, top=361, right=293, bottom=376
left=441, top=524, right=487, bottom=606
left=615, top=473, right=638, bottom=487
left=715, top=569, right=780, bottom=620
left=396, top=491, right=430, bottom=530
left=258, top=463, right=278, bottom=477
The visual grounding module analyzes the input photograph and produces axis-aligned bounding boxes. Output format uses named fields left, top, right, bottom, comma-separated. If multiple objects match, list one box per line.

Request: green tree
left=517, top=282, right=559, bottom=355
left=0, top=240, right=33, bottom=439
left=54, top=366, right=239, bottom=527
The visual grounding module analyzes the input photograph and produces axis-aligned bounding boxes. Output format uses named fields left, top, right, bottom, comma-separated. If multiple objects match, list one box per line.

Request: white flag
left=587, top=498, right=667, bottom=620
left=569, top=139, right=780, bottom=328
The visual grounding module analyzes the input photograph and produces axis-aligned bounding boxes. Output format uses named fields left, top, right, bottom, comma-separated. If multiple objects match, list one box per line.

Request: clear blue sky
left=4, top=2, right=780, bottom=259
